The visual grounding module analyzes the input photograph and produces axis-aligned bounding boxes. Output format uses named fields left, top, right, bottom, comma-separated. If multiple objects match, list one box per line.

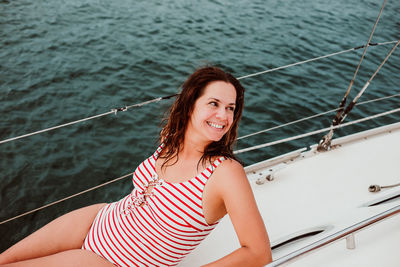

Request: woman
left=0, top=66, right=272, bottom=266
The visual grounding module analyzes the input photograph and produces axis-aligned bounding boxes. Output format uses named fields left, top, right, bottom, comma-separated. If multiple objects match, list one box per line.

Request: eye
left=209, top=101, right=218, bottom=107
left=227, top=106, right=235, bottom=112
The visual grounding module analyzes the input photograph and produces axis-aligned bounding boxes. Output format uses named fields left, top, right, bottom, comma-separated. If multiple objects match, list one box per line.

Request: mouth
left=207, top=121, right=225, bottom=130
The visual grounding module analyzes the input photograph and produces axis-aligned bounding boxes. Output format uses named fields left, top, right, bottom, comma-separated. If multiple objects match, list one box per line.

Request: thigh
left=0, top=203, right=107, bottom=264
left=3, top=249, right=115, bottom=267
left=42, top=203, right=107, bottom=249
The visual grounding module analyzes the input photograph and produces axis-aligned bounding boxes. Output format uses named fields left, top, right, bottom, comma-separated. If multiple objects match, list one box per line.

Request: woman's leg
left=0, top=203, right=106, bottom=264
left=1, top=249, right=115, bottom=267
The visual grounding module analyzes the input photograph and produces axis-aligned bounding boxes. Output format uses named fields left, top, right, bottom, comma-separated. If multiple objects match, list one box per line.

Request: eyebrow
left=208, top=97, right=236, bottom=106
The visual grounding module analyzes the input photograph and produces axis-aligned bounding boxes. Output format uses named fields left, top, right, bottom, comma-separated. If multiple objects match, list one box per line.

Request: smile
left=207, top=121, right=225, bottom=129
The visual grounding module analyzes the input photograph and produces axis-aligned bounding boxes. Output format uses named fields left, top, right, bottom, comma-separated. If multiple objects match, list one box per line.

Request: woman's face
left=187, top=81, right=237, bottom=144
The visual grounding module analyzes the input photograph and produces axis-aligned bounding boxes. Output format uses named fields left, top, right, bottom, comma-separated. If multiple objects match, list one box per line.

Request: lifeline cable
left=234, top=107, right=400, bottom=154
left=0, top=94, right=178, bottom=145
left=0, top=41, right=397, bottom=145
left=0, top=172, right=133, bottom=225
left=236, top=41, right=394, bottom=80
left=237, top=92, right=400, bottom=140
left=2, top=107, right=399, bottom=224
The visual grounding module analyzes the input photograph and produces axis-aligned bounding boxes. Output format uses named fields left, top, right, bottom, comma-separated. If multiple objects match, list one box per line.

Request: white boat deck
left=180, top=122, right=400, bottom=266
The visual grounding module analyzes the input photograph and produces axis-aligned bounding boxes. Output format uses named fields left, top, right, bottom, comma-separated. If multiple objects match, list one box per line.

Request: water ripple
left=0, top=0, right=399, bottom=251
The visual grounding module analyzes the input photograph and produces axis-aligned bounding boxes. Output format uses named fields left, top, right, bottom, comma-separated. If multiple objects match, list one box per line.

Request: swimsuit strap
left=152, top=143, right=227, bottom=181
left=197, top=156, right=227, bottom=183
left=153, top=143, right=164, bottom=159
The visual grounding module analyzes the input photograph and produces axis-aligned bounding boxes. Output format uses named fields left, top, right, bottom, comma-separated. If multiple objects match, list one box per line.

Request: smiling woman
left=189, top=81, right=237, bottom=143
left=0, top=66, right=271, bottom=267
left=159, top=67, right=245, bottom=173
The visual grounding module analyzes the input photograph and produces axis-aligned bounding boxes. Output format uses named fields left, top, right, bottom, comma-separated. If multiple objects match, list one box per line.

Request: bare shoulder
left=215, top=157, right=244, bottom=172
left=213, top=158, right=248, bottom=185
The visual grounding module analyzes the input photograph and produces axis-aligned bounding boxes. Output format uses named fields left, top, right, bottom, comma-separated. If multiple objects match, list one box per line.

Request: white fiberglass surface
left=181, top=124, right=400, bottom=266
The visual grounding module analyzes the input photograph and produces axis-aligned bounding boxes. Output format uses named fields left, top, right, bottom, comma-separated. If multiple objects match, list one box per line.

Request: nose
left=216, top=107, right=227, bottom=120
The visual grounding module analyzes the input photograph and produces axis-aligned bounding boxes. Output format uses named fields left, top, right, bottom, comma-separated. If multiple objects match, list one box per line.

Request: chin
left=203, top=127, right=229, bottom=143
left=207, top=134, right=225, bottom=142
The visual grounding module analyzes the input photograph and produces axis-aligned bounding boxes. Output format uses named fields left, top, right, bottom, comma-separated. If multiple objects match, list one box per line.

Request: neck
left=180, top=130, right=211, bottom=160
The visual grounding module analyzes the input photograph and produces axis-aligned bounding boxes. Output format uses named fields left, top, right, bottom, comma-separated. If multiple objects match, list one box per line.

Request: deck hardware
left=346, top=233, right=356, bottom=249
left=369, top=184, right=382, bottom=192
left=256, top=170, right=275, bottom=185
left=256, top=175, right=266, bottom=185
left=369, top=182, right=400, bottom=192
left=111, top=106, right=128, bottom=115
left=267, top=205, right=400, bottom=266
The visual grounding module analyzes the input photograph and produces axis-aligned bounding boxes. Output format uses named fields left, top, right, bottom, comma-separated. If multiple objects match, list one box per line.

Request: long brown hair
left=159, top=66, right=245, bottom=169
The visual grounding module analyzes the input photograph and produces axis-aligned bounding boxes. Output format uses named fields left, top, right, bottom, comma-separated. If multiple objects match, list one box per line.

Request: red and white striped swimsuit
left=82, top=145, right=226, bottom=266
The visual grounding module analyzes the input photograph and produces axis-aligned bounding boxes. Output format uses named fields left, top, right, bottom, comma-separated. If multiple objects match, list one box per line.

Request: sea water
left=0, top=0, right=399, bottom=251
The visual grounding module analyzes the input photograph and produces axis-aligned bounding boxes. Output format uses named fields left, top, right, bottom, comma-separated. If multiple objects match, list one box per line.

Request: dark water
left=0, top=0, right=399, bottom=251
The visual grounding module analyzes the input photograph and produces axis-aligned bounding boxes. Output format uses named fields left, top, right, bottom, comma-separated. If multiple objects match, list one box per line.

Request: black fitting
left=354, top=42, right=379, bottom=50
left=116, top=107, right=128, bottom=112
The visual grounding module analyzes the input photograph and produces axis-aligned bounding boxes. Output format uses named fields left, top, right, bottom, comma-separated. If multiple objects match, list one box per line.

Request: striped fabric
left=82, top=145, right=226, bottom=266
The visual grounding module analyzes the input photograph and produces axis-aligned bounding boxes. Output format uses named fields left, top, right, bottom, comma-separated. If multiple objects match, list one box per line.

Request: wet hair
left=159, top=66, right=245, bottom=170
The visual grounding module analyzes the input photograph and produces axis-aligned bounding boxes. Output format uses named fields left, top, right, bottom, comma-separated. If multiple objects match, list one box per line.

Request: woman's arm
left=204, top=160, right=272, bottom=266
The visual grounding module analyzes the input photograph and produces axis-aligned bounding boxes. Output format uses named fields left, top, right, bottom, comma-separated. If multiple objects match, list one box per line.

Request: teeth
left=208, top=122, right=224, bottom=129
